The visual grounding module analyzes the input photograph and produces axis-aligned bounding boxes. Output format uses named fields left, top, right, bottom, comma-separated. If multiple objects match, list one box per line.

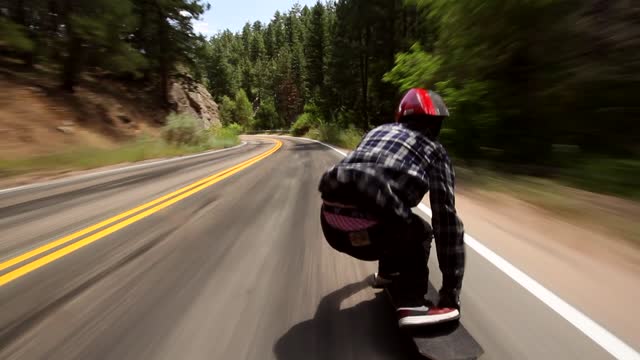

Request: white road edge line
left=295, top=135, right=640, bottom=360
left=0, top=142, right=248, bottom=195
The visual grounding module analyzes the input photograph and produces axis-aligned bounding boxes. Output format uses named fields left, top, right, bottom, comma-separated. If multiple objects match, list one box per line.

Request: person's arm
left=428, top=147, right=465, bottom=308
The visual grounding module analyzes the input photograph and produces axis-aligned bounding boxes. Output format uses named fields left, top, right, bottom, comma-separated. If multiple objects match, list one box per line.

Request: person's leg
left=389, top=213, right=432, bottom=306
left=377, top=255, right=399, bottom=277
left=410, top=214, right=433, bottom=294
left=372, top=254, right=400, bottom=288
left=392, top=214, right=460, bottom=326
left=376, top=241, right=402, bottom=281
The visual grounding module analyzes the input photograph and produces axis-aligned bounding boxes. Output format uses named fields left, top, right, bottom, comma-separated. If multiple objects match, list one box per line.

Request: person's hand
left=438, top=288, right=461, bottom=310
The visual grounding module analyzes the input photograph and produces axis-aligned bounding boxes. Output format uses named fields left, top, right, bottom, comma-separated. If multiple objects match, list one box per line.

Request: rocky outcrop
left=168, top=77, right=221, bottom=129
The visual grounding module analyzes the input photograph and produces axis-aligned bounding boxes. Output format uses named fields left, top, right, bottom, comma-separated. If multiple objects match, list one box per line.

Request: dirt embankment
left=0, top=67, right=221, bottom=159
left=0, top=71, right=159, bottom=158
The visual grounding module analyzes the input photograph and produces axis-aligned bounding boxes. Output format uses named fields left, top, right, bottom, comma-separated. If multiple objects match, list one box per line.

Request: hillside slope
left=0, top=66, right=220, bottom=159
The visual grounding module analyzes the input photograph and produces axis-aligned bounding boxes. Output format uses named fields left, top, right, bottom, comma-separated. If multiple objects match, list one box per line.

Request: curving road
left=0, top=136, right=632, bottom=359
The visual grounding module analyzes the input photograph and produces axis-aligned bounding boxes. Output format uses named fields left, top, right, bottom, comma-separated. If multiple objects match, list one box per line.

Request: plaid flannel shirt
left=318, top=123, right=465, bottom=291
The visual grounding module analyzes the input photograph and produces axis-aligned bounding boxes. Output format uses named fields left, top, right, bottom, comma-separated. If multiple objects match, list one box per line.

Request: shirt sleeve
left=428, top=148, right=465, bottom=293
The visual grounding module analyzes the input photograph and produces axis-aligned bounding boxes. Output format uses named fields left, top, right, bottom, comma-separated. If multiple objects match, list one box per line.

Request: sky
left=193, top=0, right=319, bottom=36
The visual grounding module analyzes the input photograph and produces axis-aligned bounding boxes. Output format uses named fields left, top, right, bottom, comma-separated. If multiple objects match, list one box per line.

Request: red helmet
left=395, top=88, right=449, bottom=123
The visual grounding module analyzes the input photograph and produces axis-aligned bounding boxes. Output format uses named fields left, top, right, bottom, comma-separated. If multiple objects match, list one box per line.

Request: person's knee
left=409, top=214, right=433, bottom=239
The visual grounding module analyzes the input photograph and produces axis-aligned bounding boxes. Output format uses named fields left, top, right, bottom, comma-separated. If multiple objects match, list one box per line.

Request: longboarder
left=318, top=88, right=465, bottom=327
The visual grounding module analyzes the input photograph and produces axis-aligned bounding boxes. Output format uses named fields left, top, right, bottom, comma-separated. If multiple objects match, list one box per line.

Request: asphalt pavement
left=0, top=136, right=629, bottom=359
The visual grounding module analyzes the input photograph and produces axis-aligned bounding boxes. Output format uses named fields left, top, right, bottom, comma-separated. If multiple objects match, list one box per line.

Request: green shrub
left=305, top=121, right=363, bottom=149
left=233, top=89, right=253, bottom=127
left=225, top=122, right=244, bottom=135
left=219, top=96, right=235, bottom=125
left=208, top=123, right=242, bottom=148
left=252, top=99, right=280, bottom=130
left=291, top=103, right=324, bottom=136
left=334, top=109, right=359, bottom=129
left=162, top=112, right=206, bottom=146
left=305, top=127, right=321, bottom=140
left=316, top=121, right=341, bottom=143
left=341, top=126, right=363, bottom=149
left=0, top=120, right=242, bottom=179
left=561, top=158, right=640, bottom=199
left=220, top=90, right=254, bottom=127
left=0, top=18, right=35, bottom=53
left=291, top=113, right=317, bottom=136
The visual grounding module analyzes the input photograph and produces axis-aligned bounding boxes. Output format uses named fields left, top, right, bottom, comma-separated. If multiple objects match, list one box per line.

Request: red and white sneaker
left=397, top=305, right=460, bottom=328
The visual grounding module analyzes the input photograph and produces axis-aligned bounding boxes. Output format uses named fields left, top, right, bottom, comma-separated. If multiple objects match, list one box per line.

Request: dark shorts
left=320, top=202, right=387, bottom=261
left=320, top=201, right=434, bottom=299
left=320, top=202, right=430, bottom=261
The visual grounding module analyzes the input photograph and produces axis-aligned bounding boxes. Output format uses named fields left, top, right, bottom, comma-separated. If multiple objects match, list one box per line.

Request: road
left=0, top=136, right=632, bottom=359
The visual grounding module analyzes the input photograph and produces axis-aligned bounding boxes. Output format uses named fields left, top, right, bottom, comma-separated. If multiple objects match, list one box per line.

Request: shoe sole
left=398, top=312, right=461, bottom=328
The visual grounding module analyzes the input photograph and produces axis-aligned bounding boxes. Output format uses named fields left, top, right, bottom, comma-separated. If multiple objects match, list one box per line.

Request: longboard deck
left=383, top=282, right=483, bottom=360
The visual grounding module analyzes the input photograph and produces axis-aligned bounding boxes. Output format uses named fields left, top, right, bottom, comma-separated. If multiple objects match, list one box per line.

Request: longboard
left=382, top=281, right=484, bottom=360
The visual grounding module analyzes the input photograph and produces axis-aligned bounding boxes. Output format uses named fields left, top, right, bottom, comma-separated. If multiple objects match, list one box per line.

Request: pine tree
left=133, top=0, right=208, bottom=103
left=305, top=2, right=327, bottom=98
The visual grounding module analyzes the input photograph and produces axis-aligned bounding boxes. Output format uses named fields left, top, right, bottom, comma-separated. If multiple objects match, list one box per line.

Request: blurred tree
left=133, top=0, right=208, bottom=103
left=58, top=0, right=147, bottom=92
left=0, top=17, right=35, bottom=54
left=0, top=0, right=636, bottom=194
left=253, top=97, right=281, bottom=130
left=0, top=0, right=37, bottom=65
left=387, top=0, right=567, bottom=162
left=241, top=22, right=252, bottom=57
left=206, top=31, right=240, bottom=100
left=272, top=47, right=300, bottom=125
left=219, top=95, right=236, bottom=125
left=200, top=0, right=638, bottom=171
left=264, top=22, right=276, bottom=59
left=232, top=88, right=253, bottom=126
left=305, top=2, right=327, bottom=100
left=250, top=21, right=266, bottom=62
left=285, top=5, right=307, bottom=106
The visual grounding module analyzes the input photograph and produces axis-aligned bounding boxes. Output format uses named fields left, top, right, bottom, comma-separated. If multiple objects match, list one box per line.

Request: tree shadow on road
left=273, top=277, right=420, bottom=360
left=287, top=142, right=330, bottom=152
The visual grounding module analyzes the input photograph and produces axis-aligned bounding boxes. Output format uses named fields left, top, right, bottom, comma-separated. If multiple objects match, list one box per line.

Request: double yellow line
left=0, top=139, right=282, bottom=287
